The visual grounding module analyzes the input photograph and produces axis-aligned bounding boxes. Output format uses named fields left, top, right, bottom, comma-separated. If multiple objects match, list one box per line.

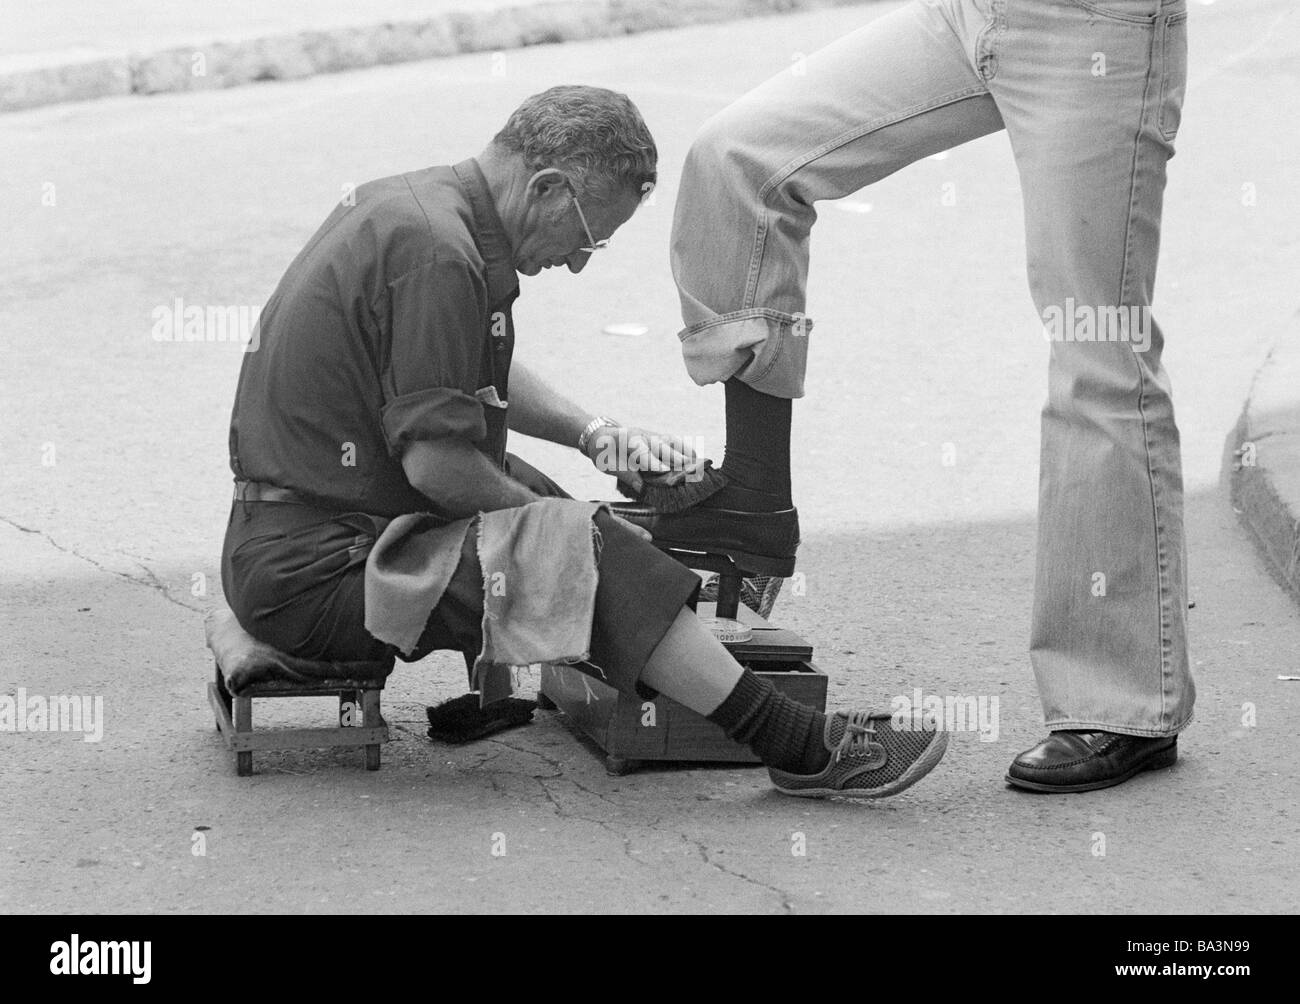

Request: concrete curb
left=1225, top=313, right=1300, bottom=607
left=1, top=0, right=871, bottom=114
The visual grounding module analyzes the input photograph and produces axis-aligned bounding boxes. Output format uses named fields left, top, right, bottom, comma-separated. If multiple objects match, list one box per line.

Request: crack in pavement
left=485, top=733, right=797, bottom=906
left=563, top=774, right=639, bottom=811
left=681, top=833, right=795, bottom=914
left=476, top=736, right=678, bottom=872
left=1, top=516, right=202, bottom=612
left=479, top=735, right=648, bottom=864
left=535, top=775, right=650, bottom=871
left=484, top=734, right=589, bottom=786
left=455, top=748, right=507, bottom=770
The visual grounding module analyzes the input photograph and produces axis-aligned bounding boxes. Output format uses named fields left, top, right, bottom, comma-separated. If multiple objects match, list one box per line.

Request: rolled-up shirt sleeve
left=379, top=257, right=488, bottom=456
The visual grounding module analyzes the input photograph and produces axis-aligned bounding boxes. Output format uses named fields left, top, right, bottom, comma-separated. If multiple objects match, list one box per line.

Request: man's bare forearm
left=507, top=361, right=610, bottom=449
left=401, top=438, right=537, bottom=517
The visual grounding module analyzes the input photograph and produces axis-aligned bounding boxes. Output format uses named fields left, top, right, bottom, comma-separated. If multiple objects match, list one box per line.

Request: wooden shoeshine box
left=539, top=603, right=826, bottom=774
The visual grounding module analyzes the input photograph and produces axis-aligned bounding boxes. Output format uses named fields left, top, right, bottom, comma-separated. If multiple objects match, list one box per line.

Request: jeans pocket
left=1158, top=12, right=1188, bottom=142
left=1066, top=0, right=1159, bottom=23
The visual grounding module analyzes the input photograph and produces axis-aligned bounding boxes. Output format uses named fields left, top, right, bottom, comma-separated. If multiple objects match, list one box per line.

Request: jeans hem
left=678, top=309, right=811, bottom=397
left=1041, top=713, right=1192, bottom=739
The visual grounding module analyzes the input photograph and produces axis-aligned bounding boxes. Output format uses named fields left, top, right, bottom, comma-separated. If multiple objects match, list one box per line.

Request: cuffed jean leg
left=670, top=0, right=1006, bottom=398
left=988, top=0, right=1193, bottom=735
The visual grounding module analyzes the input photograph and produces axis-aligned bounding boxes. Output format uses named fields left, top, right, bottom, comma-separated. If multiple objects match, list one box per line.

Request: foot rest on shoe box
left=204, top=607, right=393, bottom=776
left=661, top=548, right=747, bottom=619
left=539, top=602, right=823, bottom=776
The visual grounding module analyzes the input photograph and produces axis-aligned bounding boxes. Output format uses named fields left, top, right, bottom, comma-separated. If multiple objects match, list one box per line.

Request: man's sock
left=710, top=377, right=793, bottom=511
left=707, top=668, right=831, bottom=774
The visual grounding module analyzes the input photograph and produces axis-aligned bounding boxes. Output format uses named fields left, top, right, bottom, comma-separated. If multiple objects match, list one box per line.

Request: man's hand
left=584, top=425, right=700, bottom=495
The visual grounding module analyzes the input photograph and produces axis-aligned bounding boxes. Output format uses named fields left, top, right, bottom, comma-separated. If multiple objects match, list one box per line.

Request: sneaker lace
left=834, top=710, right=877, bottom=763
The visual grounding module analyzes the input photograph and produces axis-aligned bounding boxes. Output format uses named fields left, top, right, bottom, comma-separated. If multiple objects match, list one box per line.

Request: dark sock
left=711, top=378, right=793, bottom=510
left=707, top=669, right=830, bottom=774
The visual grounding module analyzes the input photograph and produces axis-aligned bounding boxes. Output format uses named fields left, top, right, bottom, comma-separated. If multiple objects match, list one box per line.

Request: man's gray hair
left=492, top=85, right=657, bottom=201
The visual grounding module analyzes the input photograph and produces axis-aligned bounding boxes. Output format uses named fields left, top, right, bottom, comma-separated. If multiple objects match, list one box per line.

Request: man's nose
left=566, top=251, right=592, bottom=274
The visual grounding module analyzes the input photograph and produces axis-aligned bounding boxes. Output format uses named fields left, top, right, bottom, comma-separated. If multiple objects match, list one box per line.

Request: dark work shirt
left=229, top=158, right=520, bottom=518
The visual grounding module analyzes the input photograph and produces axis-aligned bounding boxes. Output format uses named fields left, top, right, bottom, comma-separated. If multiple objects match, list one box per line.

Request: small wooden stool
left=205, top=608, right=393, bottom=776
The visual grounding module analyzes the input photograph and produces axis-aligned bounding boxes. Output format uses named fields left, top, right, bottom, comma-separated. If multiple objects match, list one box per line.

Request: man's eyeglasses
left=566, top=180, right=609, bottom=255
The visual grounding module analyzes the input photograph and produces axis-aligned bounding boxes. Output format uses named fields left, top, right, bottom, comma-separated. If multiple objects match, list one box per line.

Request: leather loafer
left=608, top=501, right=800, bottom=577
left=1005, top=730, right=1178, bottom=793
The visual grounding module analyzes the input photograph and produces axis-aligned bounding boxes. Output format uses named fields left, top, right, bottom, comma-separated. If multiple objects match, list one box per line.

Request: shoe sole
left=773, top=730, right=949, bottom=799
left=654, top=538, right=796, bottom=578
left=1003, top=742, right=1177, bottom=793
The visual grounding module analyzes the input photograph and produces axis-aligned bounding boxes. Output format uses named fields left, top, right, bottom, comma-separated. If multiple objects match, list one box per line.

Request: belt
left=233, top=480, right=394, bottom=541
left=233, top=480, right=322, bottom=506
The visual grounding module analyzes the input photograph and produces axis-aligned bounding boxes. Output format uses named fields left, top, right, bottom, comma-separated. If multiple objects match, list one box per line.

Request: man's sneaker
left=769, top=709, right=949, bottom=799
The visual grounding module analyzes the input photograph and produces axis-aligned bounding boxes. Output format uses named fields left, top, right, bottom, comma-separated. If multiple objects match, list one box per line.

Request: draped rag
left=364, top=498, right=606, bottom=704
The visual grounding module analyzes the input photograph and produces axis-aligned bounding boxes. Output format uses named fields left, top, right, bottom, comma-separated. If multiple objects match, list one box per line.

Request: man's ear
left=525, top=168, right=569, bottom=207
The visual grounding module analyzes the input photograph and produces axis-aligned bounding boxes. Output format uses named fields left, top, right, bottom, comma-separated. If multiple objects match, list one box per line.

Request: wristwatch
left=578, top=416, right=619, bottom=454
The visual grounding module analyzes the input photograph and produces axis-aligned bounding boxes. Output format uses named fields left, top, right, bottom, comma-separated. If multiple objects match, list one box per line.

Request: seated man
left=220, top=84, right=947, bottom=799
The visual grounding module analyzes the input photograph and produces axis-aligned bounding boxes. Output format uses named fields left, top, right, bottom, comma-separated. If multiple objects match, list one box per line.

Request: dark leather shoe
left=608, top=501, right=800, bottom=577
left=1005, top=731, right=1178, bottom=793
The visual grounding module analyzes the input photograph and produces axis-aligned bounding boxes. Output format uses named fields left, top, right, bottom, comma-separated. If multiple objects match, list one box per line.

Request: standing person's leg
left=616, top=0, right=1007, bottom=574
left=988, top=0, right=1192, bottom=790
